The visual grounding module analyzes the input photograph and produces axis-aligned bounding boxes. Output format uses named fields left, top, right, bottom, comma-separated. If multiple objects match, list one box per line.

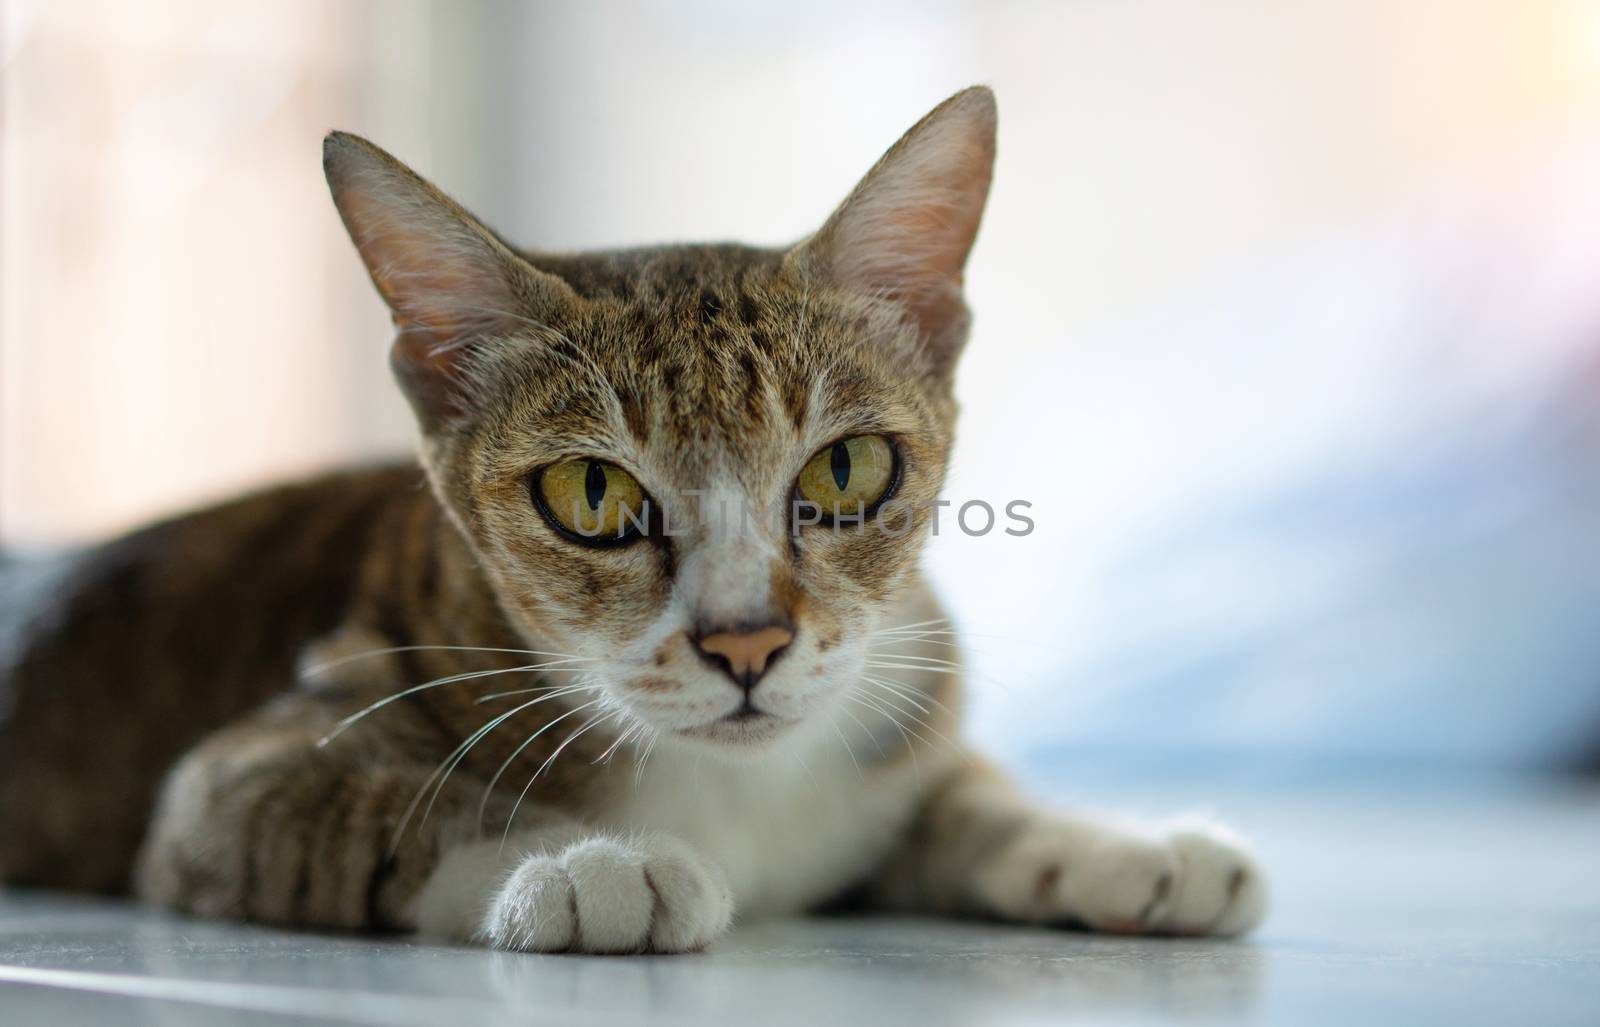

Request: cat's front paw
left=975, top=817, right=1267, bottom=937
left=480, top=834, right=733, bottom=954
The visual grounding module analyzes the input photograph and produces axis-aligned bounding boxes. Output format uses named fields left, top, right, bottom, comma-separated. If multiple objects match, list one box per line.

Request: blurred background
left=5, top=0, right=1600, bottom=781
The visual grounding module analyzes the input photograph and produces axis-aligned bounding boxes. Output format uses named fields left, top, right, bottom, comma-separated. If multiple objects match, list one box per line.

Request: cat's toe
left=484, top=854, right=576, bottom=951
left=1057, top=834, right=1183, bottom=933
left=560, top=838, right=655, bottom=951
left=1162, top=824, right=1267, bottom=937
left=637, top=834, right=734, bottom=952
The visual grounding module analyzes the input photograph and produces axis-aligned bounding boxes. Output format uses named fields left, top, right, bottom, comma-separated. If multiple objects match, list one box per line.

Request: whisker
left=871, top=618, right=1077, bottom=651
left=866, top=656, right=1019, bottom=694
left=474, top=675, right=593, bottom=704
left=859, top=679, right=958, bottom=737
left=387, top=691, right=557, bottom=856
left=472, top=684, right=605, bottom=829
left=867, top=637, right=964, bottom=651
left=860, top=676, right=934, bottom=716
left=867, top=639, right=962, bottom=654
left=594, top=718, right=643, bottom=766
left=864, top=660, right=960, bottom=675
left=870, top=625, right=957, bottom=638
left=476, top=696, right=605, bottom=835
left=864, top=659, right=960, bottom=675
left=320, top=659, right=591, bottom=745
left=836, top=703, right=888, bottom=761
left=848, top=690, right=951, bottom=751
left=866, top=651, right=963, bottom=667
left=861, top=675, right=958, bottom=717
left=305, top=645, right=591, bottom=677
left=500, top=706, right=619, bottom=852
left=847, top=691, right=920, bottom=788
left=873, top=616, right=952, bottom=631
left=791, top=748, right=821, bottom=793
left=826, top=710, right=864, bottom=783
left=876, top=623, right=1077, bottom=661
left=862, top=695, right=958, bottom=753
left=634, top=730, right=661, bottom=792
left=620, top=724, right=649, bottom=765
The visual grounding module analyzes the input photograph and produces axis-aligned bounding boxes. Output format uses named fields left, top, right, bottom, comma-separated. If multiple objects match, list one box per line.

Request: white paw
left=976, top=816, right=1267, bottom=937
left=477, top=834, right=733, bottom=954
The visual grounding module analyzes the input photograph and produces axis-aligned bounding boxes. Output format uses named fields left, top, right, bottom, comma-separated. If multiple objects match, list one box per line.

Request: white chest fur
left=596, top=731, right=924, bottom=916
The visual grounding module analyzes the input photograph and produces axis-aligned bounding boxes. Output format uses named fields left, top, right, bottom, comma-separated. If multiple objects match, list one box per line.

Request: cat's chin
left=667, top=712, right=798, bottom=760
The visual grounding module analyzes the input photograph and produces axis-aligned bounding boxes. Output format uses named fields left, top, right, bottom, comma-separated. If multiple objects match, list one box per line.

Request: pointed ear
left=323, top=132, right=573, bottom=422
left=793, top=87, right=996, bottom=371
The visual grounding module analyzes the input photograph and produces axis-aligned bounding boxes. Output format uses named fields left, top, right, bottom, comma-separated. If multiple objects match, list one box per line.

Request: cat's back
left=0, top=464, right=432, bottom=891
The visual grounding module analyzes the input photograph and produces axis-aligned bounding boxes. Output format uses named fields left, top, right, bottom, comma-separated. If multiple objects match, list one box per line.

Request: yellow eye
left=796, top=435, right=896, bottom=518
left=536, top=459, right=649, bottom=543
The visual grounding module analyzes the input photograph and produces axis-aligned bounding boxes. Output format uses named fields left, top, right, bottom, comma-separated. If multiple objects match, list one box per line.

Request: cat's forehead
left=521, top=243, right=785, bottom=305
left=497, top=245, right=920, bottom=490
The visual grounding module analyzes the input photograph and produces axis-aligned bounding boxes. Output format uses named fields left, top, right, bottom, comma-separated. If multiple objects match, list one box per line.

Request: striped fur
left=0, top=88, right=1267, bottom=950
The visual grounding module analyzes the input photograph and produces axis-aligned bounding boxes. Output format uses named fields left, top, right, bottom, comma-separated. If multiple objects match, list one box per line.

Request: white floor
left=2, top=778, right=1597, bottom=1026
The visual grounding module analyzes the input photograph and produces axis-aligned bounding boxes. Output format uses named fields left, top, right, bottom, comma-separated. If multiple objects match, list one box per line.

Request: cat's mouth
left=723, top=697, right=767, bottom=722
left=677, top=704, right=793, bottom=745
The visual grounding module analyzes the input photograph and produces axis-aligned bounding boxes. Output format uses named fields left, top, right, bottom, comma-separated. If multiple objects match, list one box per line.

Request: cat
left=0, top=87, right=1265, bottom=951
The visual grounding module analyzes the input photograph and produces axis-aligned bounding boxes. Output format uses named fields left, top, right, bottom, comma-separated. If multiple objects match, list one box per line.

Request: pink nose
left=695, top=625, right=794, bottom=691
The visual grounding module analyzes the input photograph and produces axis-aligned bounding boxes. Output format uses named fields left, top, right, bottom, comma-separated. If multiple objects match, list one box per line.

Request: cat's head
left=324, top=88, right=994, bottom=759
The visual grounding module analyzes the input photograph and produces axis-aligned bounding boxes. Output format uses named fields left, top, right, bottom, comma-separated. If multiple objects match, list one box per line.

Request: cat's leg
left=136, top=699, right=731, bottom=952
left=135, top=702, right=465, bottom=932
left=869, top=755, right=1268, bottom=937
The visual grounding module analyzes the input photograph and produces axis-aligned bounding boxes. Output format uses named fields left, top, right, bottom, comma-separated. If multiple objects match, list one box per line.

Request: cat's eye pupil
left=830, top=442, right=851, bottom=491
left=583, top=461, right=607, bottom=511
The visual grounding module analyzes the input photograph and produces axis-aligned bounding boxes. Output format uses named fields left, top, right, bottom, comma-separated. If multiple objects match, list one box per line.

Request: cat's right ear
left=323, top=132, right=573, bottom=423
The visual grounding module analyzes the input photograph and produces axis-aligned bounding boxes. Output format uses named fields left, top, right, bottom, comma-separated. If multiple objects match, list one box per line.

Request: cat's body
left=0, top=467, right=429, bottom=895
left=0, top=89, right=1267, bottom=950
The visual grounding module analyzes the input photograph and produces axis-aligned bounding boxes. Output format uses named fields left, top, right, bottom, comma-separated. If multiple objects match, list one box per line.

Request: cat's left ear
left=791, top=86, right=996, bottom=374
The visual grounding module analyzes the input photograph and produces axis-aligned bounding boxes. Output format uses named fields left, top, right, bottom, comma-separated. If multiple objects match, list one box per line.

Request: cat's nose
left=694, top=624, right=794, bottom=691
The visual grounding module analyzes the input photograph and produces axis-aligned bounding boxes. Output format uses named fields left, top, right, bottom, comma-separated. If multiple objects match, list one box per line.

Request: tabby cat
left=0, top=88, right=1265, bottom=951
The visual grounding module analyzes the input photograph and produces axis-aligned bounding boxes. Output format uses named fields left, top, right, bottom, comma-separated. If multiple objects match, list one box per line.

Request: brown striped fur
left=0, top=88, right=1268, bottom=948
